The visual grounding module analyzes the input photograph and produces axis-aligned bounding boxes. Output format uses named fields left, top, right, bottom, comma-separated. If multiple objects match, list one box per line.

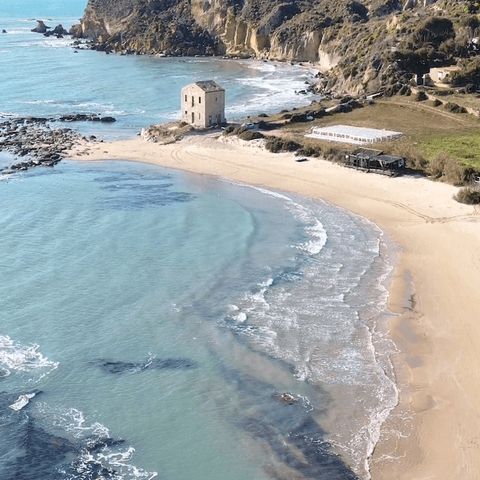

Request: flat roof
left=430, top=66, right=460, bottom=72
left=306, top=125, right=403, bottom=144
left=195, top=80, right=224, bottom=92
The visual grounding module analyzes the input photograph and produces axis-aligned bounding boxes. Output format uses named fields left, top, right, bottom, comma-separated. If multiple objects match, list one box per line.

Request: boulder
left=44, top=24, right=69, bottom=38
left=69, top=24, right=83, bottom=38
left=100, top=116, right=116, bottom=123
left=31, top=20, right=50, bottom=34
left=51, top=24, right=68, bottom=35
left=1, top=29, right=7, bottom=34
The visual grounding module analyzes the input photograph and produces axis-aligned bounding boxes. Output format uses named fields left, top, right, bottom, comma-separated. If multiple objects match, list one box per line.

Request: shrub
left=412, top=17, right=455, bottom=48
left=238, top=130, right=264, bottom=141
left=297, top=146, right=321, bottom=157
left=265, top=136, right=301, bottom=153
left=454, top=186, right=480, bottom=204
left=391, top=144, right=428, bottom=171
left=398, top=85, right=411, bottom=96
left=324, top=146, right=346, bottom=163
left=415, top=91, right=428, bottom=101
left=449, top=58, right=480, bottom=89
left=442, top=156, right=468, bottom=186
left=289, top=113, right=310, bottom=123
left=431, top=99, right=442, bottom=107
left=223, top=125, right=235, bottom=135
left=428, top=153, right=468, bottom=185
left=444, top=102, right=467, bottom=113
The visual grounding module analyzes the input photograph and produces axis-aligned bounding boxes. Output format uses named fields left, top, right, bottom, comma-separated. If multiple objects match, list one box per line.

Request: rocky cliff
left=73, top=0, right=480, bottom=94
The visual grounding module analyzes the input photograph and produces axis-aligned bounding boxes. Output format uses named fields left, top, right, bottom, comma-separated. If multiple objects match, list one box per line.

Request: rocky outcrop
left=31, top=20, right=50, bottom=34
left=45, top=24, right=69, bottom=37
left=0, top=114, right=111, bottom=175
left=71, top=0, right=479, bottom=94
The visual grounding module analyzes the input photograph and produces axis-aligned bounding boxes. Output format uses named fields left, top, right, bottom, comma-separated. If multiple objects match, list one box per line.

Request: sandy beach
left=70, top=134, right=480, bottom=479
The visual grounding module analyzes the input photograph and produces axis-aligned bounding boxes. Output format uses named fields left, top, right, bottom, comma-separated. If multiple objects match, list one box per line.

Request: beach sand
left=70, top=134, right=480, bottom=479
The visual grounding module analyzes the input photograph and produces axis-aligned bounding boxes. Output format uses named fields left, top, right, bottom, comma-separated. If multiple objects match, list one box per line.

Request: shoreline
left=69, top=134, right=480, bottom=479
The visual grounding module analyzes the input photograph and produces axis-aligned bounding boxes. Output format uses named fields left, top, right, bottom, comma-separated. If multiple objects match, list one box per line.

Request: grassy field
left=418, top=133, right=480, bottom=168
left=267, top=96, right=480, bottom=169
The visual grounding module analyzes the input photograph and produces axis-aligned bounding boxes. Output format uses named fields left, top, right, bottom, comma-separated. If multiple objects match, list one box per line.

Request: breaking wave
left=0, top=335, right=59, bottom=381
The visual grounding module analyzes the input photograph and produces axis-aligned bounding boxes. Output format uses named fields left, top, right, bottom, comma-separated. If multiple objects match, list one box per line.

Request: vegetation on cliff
left=73, top=0, right=480, bottom=94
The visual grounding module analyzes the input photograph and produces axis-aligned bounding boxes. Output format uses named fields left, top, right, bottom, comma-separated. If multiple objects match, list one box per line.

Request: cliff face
left=74, top=0, right=480, bottom=94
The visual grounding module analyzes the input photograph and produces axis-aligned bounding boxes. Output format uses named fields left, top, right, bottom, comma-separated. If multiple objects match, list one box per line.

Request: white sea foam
left=219, top=185, right=399, bottom=479
left=40, top=405, right=158, bottom=479
left=9, top=392, right=37, bottom=411
left=0, top=335, right=59, bottom=381
left=3, top=28, right=31, bottom=34
left=19, top=100, right=129, bottom=117
left=20, top=99, right=57, bottom=105
left=226, top=64, right=318, bottom=119
left=251, top=186, right=328, bottom=255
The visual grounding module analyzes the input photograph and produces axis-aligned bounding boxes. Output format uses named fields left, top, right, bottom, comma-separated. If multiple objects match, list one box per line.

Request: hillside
left=72, top=0, right=480, bottom=94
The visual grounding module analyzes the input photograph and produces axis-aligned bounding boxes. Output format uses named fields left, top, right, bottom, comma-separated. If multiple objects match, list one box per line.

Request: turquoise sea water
left=0, top=0, right=317, bottom=139
left=0, top=2, right=398, bottom=479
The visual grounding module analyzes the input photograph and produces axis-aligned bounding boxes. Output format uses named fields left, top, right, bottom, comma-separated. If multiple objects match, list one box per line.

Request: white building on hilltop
left=181, top=80, right=225, bottom=128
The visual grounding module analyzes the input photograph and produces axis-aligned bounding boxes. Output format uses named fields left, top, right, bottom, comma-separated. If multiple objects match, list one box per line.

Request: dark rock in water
left=0, top=391, right=128, bottom=480
left=220, top=366, right=359, bottom=479
left=2, top=29, right=7, bottom=34
left=0, top=114, right=99, bottom=175
left=52, top=24, right=68, bottom=35
left=86, top=437, right=126, bottom=454
left=31, top=20, right=50, bottom=34
left=100, top=360, right=140, bottom=374
left=9, top=420, right=76, bottom=480
left=44, top=24, right=69, bottom=38
left=273, top=392, right=299, bottom=405
left=57, top=113, right=117, bottom=123
left=150, top=358, right=197, bottom=369
left=97, top=357, right=197, bottom=375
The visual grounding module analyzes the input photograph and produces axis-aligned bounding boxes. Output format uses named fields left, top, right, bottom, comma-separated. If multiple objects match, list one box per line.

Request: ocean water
left=0, top=1, right=399, bottom=479
left=0, top=0, right=317, bottom=139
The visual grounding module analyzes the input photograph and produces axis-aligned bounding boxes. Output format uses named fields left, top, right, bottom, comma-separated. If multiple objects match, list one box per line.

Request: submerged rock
left=220, top=366, right=358, bottom=479
left=97, top=357, right=197, bottom=374
left=273, top=392, right=299, bottom=405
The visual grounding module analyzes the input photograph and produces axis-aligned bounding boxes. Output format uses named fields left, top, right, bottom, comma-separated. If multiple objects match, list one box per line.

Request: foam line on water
left=39, top=404, right=158, bottom=479
left=218, top=181, right=400, bottom=479
left=250, top=186, right=328, bottom=254
left=0, top=335, right=59, bottom=381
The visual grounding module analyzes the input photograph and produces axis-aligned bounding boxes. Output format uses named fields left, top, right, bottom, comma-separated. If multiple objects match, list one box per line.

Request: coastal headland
left=70, top=132, right=480, bottom=479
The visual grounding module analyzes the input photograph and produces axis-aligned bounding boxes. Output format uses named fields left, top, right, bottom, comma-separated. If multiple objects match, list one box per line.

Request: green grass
left=419, top=132, right=480, bottom=168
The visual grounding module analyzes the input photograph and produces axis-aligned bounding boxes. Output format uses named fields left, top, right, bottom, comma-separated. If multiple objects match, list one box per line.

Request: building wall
left=204, top=90, right=225, bottom=127
left=181, top=85, right=205, bottom=128
left=181, top=85, right=225, bottom=128
left=428, top=67, right=460, bottom=87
